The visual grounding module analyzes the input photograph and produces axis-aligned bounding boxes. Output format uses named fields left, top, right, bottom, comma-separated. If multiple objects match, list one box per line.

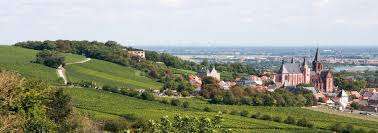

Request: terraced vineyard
left=65, top=87, right=322, bottom=132
left=0, top=46, right=85, bottom=84
left=178, top=98, right=378, bottom=131
left=65, top=59, right=162, bottom=89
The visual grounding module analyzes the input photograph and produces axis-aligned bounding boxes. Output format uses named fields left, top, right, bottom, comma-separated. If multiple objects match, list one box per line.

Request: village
left=187, top=48, right=378, bottom=116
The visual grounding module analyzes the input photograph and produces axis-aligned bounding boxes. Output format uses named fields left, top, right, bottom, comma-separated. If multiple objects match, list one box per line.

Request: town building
left=128, top=51, right=145, bottom=59
left=197, top=67, right=221, bottom=81
left=275, top=48, right=335, bottom=93
left=336, top=90, right=349, bottom=110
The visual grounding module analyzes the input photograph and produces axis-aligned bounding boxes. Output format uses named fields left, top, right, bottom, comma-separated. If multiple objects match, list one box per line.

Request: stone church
left=275, top=48, right=335, bottom=93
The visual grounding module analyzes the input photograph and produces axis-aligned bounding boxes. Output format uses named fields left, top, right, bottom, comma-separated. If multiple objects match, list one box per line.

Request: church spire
left=279, top=59, right=285, bottom=73
left=314, top=47, right=320, bottom=62
left=302, top=57, right=307, bottom=66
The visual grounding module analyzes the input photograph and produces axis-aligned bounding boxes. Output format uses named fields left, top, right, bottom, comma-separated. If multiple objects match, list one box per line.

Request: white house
left=337, top=90, right=349, bottom=110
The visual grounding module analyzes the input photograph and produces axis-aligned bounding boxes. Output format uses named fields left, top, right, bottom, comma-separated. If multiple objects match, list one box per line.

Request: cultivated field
left=178, top=98, right=378, bottom=130
left=0, top=46, right=84, bottom=84
left=65, top=59, right=162, bottom=89
left=65, top=88, right=321, bottom=132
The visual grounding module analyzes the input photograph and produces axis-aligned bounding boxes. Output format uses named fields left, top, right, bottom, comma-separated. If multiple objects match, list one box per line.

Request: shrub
left=296, top=118, right=314, bottom=128
left=273, top=116, right=282, bottom=122
left=240, top=110, right=249, bottom=117
left=141, top=92, right=155, bottom=101
left=331, top=123, right=343, bottom=132
left=161, top=99, right=169, bottom=104
left=182, top=101, right=190, bottom=108
left=171, top=99, right=181, bottom=106
left=251, top=112, right=261, bottom=119
left=261, top=114, right=272, bottom=120
left=181, top=91, right=189, bottom=97
left=284, top=116, right=296, bottom=124
left=102, top=85, right=120, bottom=93
left=122, top=114, right=139, bottom=122
left=221, top=110, right=230, bottom=114
left=203, top=107, right=212, bottom=112
left=230, top=110, right=239, bottom=115
left=350, top=102, right=361, bottom=110
left=103, top=120, right=127, bottom=132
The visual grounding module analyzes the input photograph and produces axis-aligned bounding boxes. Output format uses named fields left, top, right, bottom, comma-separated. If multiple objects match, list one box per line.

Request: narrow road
left=57, top=58, right=91, bottom=85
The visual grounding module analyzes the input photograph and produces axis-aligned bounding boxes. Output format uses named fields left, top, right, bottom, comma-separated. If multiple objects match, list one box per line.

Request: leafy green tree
left=35, top=50, right=65, bottom=68
left=284, top=116, right=296, bottom=124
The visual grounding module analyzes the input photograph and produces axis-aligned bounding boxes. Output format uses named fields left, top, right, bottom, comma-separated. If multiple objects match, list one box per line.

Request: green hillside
left=0, top=46, right=85, bottom=84
left=65, top=87, right=319, bottom=132
left=65, top=59, right=162, bottom=89
left=179, top=98, right=378, bottom=130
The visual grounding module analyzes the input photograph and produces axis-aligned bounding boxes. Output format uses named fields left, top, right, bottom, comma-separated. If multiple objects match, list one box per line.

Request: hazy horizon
left=1, top=0, right=378, bottom=46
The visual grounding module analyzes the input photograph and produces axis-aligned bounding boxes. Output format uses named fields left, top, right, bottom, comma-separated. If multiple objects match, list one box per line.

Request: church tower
left=301, top=57, right=311, bottom=84
left=312, top=47, right=323, bottom=73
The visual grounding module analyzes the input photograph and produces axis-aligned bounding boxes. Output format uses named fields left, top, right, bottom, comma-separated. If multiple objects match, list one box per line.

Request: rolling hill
left=0, top=46, right=85, bottom=84
left=65, top=59, right=162, bottom=89
left=0, top=46, right=162, bottom=89
left=65, top=87, right=318, bottom=132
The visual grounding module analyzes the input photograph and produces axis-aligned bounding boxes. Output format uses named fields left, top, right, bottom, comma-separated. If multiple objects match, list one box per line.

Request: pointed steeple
left=314, top=47, right=320, bottom=62
left=279, top=59, right=285, bottom=73
left=302, top=57, right=307, bottom=66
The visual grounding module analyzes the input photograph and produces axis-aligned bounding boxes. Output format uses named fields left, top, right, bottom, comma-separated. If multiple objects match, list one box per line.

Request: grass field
left=65, top=59, right=162, bottom=89
left=0, top=46, right=85, bottom=84
left=64, top=87, right=321, bottom=132
left=178, top=98, right=378, bottom=131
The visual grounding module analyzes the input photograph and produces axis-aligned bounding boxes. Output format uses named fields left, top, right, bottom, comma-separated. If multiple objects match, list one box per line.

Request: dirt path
left=57, top=58, right=91, bottom=85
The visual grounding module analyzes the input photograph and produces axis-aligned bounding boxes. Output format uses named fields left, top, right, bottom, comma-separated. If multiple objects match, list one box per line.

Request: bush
left=182, top=101, right=190, bottom=108
left=261, top=115, right=272, bottom=120
left=103, top=120, right=127, bottom=132
left=240, top=110, right=249, bottom=117
left=181, top=91, right=189, bottom=97
left=251, top=112, right=261, bottom=119
left=141, top=92, right=155, bottom=101
left=230, top=110, right=239, bottom=115
left=273, top=116, right=282, bottom=122
left=331, top=123, right=359, bottom=133
left=203, top=107, right=212, bottom=112
left=350, top=102, right=361, bottom=110
left=161, top=99, right=169, bottom=104
left=122, top=89, right=139, bottom=97
left=296, top=118, right=314, bottom=128
left=331, top=123, right=343, bottom=132
left=284, top=116, right=296, bottom=124
left=103, top=85, right=120, bottom=93
left=171, top=99, right=181, bottom=106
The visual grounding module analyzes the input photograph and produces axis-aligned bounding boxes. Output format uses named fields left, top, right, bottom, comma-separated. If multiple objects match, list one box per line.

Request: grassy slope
left=179, top=98, right=378, bottom=130
left=64, top=88, right=319, bottom=132
left=0, top=46, right=85, bottom=84
left=65, top=59, right=162, bottom=89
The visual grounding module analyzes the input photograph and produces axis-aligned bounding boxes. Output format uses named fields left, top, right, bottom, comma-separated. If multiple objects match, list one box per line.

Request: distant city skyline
left=1, top=0, right=378, bottom=46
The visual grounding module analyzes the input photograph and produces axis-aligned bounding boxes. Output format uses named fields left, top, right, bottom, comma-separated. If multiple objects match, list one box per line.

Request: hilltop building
left=128, top=51, right=145, bottom=59
left=198, top=67, right=221, bottom=81
left=275, top=48, right=335, bottom=93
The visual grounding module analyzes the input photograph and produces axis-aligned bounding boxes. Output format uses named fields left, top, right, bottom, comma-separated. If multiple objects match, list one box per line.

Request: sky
left=0, top=0, right=378, bottom=47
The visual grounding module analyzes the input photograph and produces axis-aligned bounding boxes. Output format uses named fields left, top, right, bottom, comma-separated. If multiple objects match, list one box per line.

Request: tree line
left=15, top=40, right=258, bottom=81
